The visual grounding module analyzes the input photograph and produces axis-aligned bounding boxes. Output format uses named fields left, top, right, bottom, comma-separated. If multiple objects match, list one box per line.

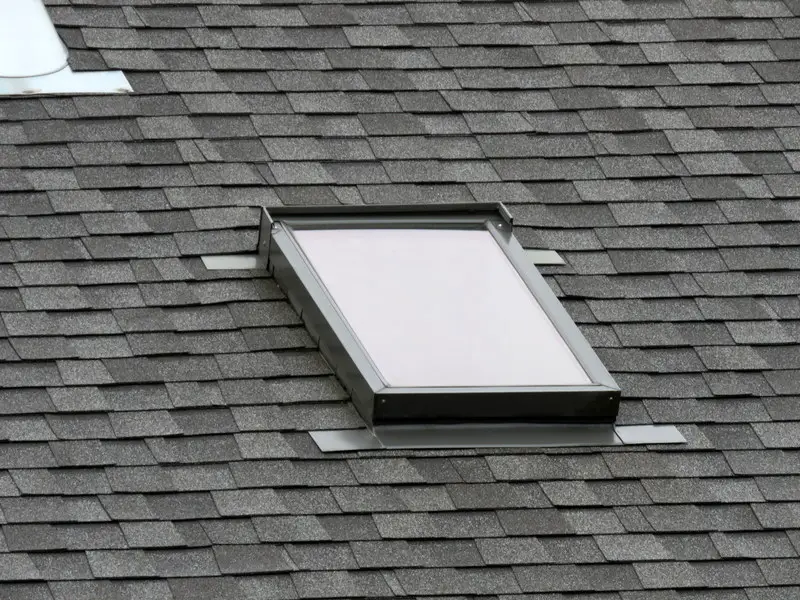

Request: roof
left=0, top=0, right=799, bottom=598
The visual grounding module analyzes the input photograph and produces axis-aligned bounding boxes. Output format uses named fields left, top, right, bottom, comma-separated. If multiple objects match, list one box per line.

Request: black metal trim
left=374, top=385, right=619, bottom=424
left=266, top=202, right=513, bottom=224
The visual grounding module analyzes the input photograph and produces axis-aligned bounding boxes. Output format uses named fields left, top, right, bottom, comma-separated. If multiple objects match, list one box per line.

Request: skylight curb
left=260, top=203, right=622, bottom=427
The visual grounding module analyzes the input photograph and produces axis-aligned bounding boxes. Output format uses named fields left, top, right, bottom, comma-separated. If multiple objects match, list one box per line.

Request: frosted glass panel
left=0, top=0, right=68, bottom=78
left=294, top=228, right=591, bottom=388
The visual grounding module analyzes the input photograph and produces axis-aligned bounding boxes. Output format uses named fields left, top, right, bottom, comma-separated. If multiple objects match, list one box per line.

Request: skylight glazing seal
left=260, top=203, right=621, bottom=426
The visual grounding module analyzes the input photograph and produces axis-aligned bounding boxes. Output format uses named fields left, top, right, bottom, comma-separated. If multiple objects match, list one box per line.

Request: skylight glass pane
left=0, top=0, right=68, bottom=78
left=293, top=228, right=591, bottom=388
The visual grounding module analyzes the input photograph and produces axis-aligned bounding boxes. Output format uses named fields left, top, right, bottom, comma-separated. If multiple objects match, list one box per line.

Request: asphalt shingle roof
left=1, top=0, right=800, bottom=597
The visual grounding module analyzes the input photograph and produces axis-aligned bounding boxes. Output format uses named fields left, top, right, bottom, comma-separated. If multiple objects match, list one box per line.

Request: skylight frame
left=260, top=203, right=621, bottom=426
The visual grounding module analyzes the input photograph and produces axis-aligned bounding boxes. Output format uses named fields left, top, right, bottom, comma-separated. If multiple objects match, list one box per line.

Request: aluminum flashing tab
left=201, top=254, right=264, bottom=270
left=526, top=249, right=566, bottom=266
left=0, top=67, right=132, bottom=96
left=310, top=429, right=383, bottom=452
left=615, top=424, right=686, bottom=445
left=310, top=424, right=685, bottom=452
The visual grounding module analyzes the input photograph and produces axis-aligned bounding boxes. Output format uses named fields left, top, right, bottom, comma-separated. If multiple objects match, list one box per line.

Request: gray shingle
left=354, top=539, right=481, bottom=568
left=148, top=548, right=220, bottom=577
left=30, top=552, right=93, bottom=581
left=374, top=511, right=503, bottom=539
left=641, top=504, right=762, bottom=533
left=253, top=516, right=329, bottom=542
left=291, top=570, right=392, bottom=598
left=0, top=584, right=53, bottom=600
left=50, top=580, right=172, bottom=600
left=3, top=525, right=67, bottom=552
left=146, top=493, right=219, bottom=521
left=514, top=564, right=642, bottom=592
left=56, top=523, right=127, bottom=550
left=147, top=435, right=240, bottom=464
left=753, top=423, right=800, bottom=448
left=713, top=531, right=797, bottom=559
left=0, top=554, right=41, bottom=581
left=212, top=489, right=286, bottom=517
left=642, top=478, right=764, bottom=504
left=1, top=496, right=108, bottom=523
left=476, top=537, right=550, bottom=564
left=85, top=550, right=155, bottom=578
left=396, top=566, right=521, bottom=595
left=597, top=534, right=672, bottom=561
left=214, top=544, right=291, bottom=574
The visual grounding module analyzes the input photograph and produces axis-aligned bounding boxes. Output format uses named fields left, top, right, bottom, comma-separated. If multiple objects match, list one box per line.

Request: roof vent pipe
left=0, top=0, right=69, bottom=78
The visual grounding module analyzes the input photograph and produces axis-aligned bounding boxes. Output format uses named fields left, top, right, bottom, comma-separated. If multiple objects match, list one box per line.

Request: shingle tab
left=514, top=564, right=642, bottom=592
left=213, top=544, right=291, bottom=574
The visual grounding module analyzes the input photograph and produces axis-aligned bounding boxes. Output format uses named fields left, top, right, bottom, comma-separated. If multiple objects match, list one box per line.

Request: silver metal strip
left=310, top=424, right=685, bottom=452
left=614, top=424, right=686, bottom=445
left=0, top=66, right=132, bottom=96
left=201, top=254, right=264, bottom=270
left=526, top=249, right=565, bottom=266
left=310, top=429, right=382, bottom=452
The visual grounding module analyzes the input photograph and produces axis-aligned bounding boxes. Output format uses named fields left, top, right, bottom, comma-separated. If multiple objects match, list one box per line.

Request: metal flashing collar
left=0, top=66, right=133, bottom=96
left=0, top=0, right=67, bottom=78
left=260, top=203, right=621, bottom=427
left=0, top=0, right=132, bottom=96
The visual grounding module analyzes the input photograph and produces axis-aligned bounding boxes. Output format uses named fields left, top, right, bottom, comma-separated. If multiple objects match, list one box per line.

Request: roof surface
left=1, top=0, right=800, bottom=598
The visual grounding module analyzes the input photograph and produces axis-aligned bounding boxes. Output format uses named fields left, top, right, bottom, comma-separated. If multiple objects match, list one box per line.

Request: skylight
left=0, top=0, right=131, bottom=96
left=260, top=204, right=622, bottom=427
left=294, top=228, right=590, bottom=388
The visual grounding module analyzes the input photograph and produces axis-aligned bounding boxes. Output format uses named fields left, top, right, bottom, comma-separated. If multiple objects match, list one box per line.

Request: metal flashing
left=310, top=424, right=686, bottom=452
left=614, top=424, right=687, bottom=445
left=310, top=429, right=383, bottom=452
left=0, top=66, right=132, bottom=96
left=0, top=0, right=69, bottom=78
left=201, top=254, right=264, bottom=270
left=526, top=249, right=566, bottom=266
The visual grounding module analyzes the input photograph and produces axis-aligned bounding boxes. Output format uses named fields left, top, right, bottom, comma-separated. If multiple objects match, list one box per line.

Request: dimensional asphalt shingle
left=0, top=0, right=799, bottom=597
